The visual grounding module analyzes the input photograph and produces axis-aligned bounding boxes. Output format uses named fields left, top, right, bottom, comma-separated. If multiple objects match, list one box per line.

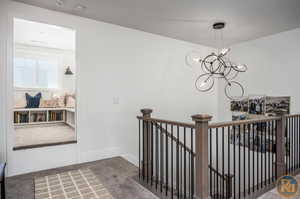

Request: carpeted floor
left=14, top=123, right=76, bottom=148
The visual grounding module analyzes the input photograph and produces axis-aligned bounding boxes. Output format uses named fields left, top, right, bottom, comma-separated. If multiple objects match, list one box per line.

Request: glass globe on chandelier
left=186, top=22, right=247, bottom=100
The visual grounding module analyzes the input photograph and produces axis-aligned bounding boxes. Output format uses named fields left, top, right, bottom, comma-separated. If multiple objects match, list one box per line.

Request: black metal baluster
left=257, top=124, right=260, bottom=191
left=292, top=117, right=294, bottom=173
left=166, top=123, right=169, bottom=195
left=171, top=125, right=174, bottom=198
left=271, top=121, right=276, bottom=182
left=147, top=121, right=149, bottom=183
left=275, top=120, right=278, bottom=179
left=233, top=126, right=236, bottom=199
left=252, top=123, right=255, bottom=193
left=180, top=146, right=183, bottom=198
left=289, top=118, right=291, bottom=173
left=151, top=122, right=154, bottom=186
left=216, top=128, right=219, bottom=198
left=248, top=124, right=251, bottom=195
left=296, top=117, right=298, bottom=170
left=298, top=117, right=300, bottom=169
left=210, top=128, right=212, bottom=197
left=286, top=118, right=288, bottom=174
left=268, top=121, right=271, bottom=185
left=264, top=122, right=267, bottom=187
left=184, top=127, right=186, bottom=198
left=238, top=125, right=241, bottom=199
left=260, top=123, right=263, bottom=188
left=139, top=119, right=141, bottom=179
left=298, top=116, right=300, bottom=169
left=189, top=151, right=191, bottom=199
left=156, top=123, right=159, bottom=189
left=260, top=123, right=263, bottom=189
left=287, top=117, right=290, bottom=174
left=272, top=121, right=274, bottom=182
left=297, top=116, right=300, bottom=169
left=228, top=126, right=231, bottom=197
left=293, top=117, right=295, bottom=172
left=142, top=121, right=145, bottom=180
left=160, top=122, right=164, bottom=192
left=296, top=117, right=299, bottom=170
left=291, top=117, right=293, bottom=173
left=243, top=124, right=246, bottom=197
left=191, top=128, right=194, bottom=198
left=222, top=127, right=225, bottom=198
left=177, top=126, right=180, bottom=198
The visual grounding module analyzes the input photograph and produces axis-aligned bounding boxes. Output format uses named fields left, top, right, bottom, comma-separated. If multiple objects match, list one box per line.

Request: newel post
left=141, top=109, right=153, bottom=179
left=275, top=110, right=287, bottom=178
left=192, top=114, right=212, bottom=199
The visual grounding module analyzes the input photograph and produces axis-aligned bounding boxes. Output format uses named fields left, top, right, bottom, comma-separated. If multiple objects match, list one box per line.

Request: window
left=14, top=57, right=59, bottom=89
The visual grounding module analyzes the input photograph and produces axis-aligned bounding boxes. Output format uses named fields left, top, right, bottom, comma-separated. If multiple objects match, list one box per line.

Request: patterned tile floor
left=259, top=174, right=300, bottom=199
left=6, top=157, right=159, bottom=199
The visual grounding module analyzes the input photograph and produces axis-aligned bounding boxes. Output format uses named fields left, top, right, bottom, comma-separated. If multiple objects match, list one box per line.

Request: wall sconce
left=65, top=66, right=73, bottom=75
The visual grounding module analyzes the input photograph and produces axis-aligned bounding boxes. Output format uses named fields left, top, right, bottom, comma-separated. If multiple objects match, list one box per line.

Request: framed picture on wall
left=248, top=95, right=266, bottom=115
left=266, top=96, right=291, bottom=115
left=230, top=97, right=249, bottom=112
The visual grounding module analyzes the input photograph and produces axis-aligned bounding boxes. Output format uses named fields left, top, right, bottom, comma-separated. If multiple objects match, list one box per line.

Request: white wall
left=0, top=0, right=9, bottom=163
left=0, top=1, right=219, bottom=176
left=218, top=28, right=300, bottom=121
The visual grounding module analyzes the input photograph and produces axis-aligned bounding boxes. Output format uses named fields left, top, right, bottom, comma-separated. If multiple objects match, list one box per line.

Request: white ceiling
left=14, top=18, right=75, bottom=50
left=13, top=0, right=300, bottom=47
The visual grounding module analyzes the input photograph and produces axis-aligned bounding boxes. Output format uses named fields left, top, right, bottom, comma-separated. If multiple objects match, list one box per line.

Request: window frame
left=14, top=45, right=63, bottom=90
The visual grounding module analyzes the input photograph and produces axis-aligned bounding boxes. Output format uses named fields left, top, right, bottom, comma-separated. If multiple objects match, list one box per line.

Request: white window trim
left=14, top=44, right=64, bottom=90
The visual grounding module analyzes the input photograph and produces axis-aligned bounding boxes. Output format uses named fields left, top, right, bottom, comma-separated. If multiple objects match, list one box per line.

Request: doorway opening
left=13, top=18, right=77, bottom=150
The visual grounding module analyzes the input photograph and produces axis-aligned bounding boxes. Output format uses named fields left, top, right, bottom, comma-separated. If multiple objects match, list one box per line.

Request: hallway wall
left=0, top=0, right=9, bottom=163
left=217, top=28, right=300, bottom=121
left=0, top=1, right=219, bottom=176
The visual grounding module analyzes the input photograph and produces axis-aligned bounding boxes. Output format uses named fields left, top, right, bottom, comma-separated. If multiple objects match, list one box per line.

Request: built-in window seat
left=13, top=107, right=75, bottom=127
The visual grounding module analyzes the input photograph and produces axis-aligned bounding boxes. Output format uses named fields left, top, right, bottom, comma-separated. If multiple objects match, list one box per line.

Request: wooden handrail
left=209, top=116, right=281, bottom=129
left=137, top=116, right=195, bottom=128
left=286, top=113, right=300, bottom=118
left=138, top=115, right=282, bottom=130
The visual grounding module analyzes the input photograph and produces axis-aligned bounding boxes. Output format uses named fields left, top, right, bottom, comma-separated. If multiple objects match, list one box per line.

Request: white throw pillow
left=15, top=97, right=26, bottom=108
left=66, top=96, right=75, bottom=108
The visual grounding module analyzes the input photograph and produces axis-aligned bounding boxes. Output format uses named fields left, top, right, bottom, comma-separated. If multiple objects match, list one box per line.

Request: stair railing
left=138, top=109, right=216, bottom=199
left=137, top=109, right=298, bottom=199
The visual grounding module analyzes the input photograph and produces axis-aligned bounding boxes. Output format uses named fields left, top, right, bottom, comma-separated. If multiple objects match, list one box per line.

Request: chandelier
left=186, top=22, right=247, bottom=100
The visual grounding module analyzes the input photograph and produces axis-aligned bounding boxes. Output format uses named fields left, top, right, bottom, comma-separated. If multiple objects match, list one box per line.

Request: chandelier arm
left=195, top=73, right=215, bottom=92
left=200, top=60, right=211, bottom=64
left=232, top=64, right=248, bottom=73
left=222, top=74, right=231, bottom=85
left=224, top=81, right=245, bottom=100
